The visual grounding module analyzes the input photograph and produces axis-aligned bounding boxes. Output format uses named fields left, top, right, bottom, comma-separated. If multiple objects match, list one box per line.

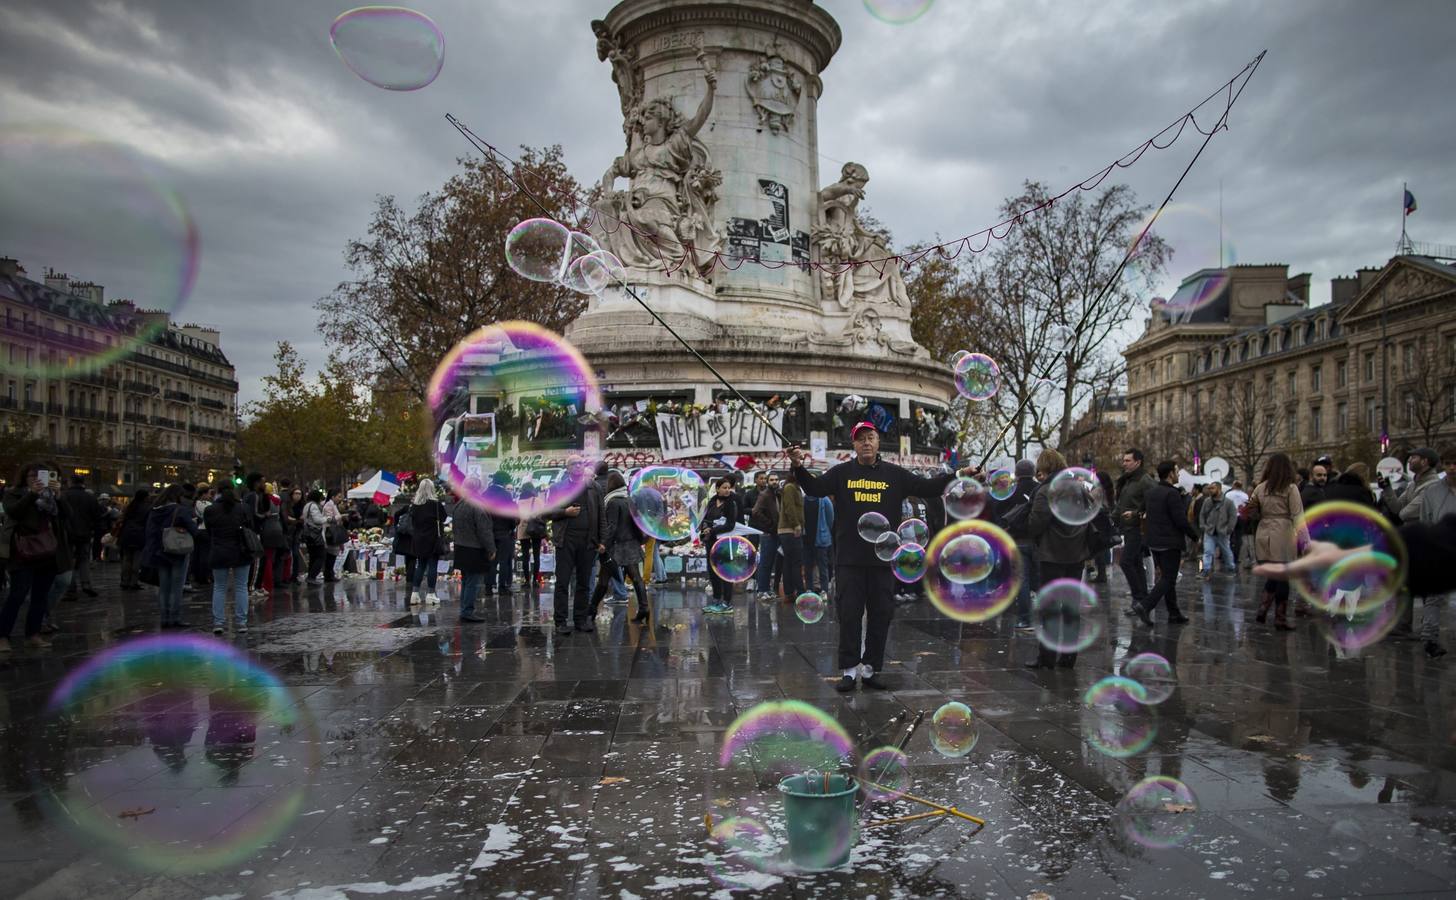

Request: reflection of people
left=204, top=701, right=258, bottom=786
left=143, top=690, right=198, bottom=773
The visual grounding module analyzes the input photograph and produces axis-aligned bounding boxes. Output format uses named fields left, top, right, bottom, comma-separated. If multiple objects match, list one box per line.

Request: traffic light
left=232, top=466, right=245, bottom=487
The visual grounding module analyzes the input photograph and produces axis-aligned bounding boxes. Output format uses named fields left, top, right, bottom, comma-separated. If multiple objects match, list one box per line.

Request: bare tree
left=1217, top=379, right=1281, bottom=484
left=1401, top=333, right=1456, bottom=447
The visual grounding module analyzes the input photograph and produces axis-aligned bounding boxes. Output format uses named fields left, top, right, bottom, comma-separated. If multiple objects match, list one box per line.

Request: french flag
left=1404, top=189, right=1418, bottom=217
left=373, top=470, right=400, bottom=506
left=714, top=454, right=756, bottom=471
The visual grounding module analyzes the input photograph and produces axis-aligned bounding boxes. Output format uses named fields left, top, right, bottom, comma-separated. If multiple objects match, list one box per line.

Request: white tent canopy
left=348, top=471, right=394, bottom=500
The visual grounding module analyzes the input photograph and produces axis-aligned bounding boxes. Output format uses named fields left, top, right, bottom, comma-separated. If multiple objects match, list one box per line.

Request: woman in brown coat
left=1245, top=452, right=1306, bottom=630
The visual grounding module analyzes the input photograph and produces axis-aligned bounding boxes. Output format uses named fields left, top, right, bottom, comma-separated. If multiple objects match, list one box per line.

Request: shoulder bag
left=162, top=505, right=195, bottom=556
left=241, top=508, right=264, bottom=557
left=15, top=520, right=59, bottom=562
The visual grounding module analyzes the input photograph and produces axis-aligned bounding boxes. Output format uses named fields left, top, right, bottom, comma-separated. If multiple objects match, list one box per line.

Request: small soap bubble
left=864, top=0, right=937, bottom=26
left=794, top=591, right=826, bottom=624
left=930, top=701, right=978, bottom=757
left=1115, top=776, right=1199, bottom=849
left=890, top=543, right=927, bottom=583
left=1084, top=676, right=1156, bottom=758
left=1123, top=652, right=1176, bottom=705
left=1031, top=579, right=1101, bottom=653
left=1047, top=467, right=1105, bottom=526
left=896, top=517, right=929, bottom=546
left=943, top=477, right=988, bottom=521
left=987, top=468, right=1016, bottom=502
left=505, top=217, right=572, bottom=283
left=857, top=511, right=891, bottom=542
left=710, top=535, right=758, bottom=583
left=953, top=352, right=999, bottom=401
left=874, top=532, right=901, bottom=562
left=859, top=746, right=911, bottom=801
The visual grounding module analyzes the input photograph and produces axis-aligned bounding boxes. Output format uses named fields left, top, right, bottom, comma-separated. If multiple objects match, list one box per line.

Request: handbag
left=15, top=521, right=58, bottom=562
left=241, top=526, right=263, bottom=556
left=162, top=506, right=194, bottom=556
left=327, top=523, right=349, bottom=546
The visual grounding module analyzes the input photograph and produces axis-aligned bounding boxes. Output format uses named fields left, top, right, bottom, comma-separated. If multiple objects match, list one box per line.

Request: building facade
left=0, top=258, right=239, bottom=488
left=1122, top=255, right=1456, bottom=483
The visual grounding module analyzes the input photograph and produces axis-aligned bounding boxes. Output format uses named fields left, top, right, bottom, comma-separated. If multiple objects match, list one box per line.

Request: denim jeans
left=212, top=566, right=251, bottom=626
left=755, top=532, right=780, bottom=594
left=156, top=555, right=189, bottom=624
left=493, top=535, right=516, bottom=592
left=1202, top=532, right=1234, bottom=572
left=460, top=572, right=484, bottom=616
left=808, top=544, right=832, bottom=592
left=411, top=555, right=440, bottom=593
left=0, top=562, right=56, bottom=639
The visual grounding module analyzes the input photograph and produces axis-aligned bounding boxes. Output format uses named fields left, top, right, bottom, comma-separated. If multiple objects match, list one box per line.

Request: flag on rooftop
left=1404, top=189, right=1417, bottom=216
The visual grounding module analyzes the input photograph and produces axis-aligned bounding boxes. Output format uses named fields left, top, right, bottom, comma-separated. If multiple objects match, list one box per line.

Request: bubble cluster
left=857, top=511, right=891, bottom=542
left=1124, top=652, right=1176, bottom=705
left=0, top=127, right=198, bottom=380
left=1032, top=579, right=1101, bottom=653
left=35, top=636, right=318, bottom=873
left=859, top=746, right=911, bottom=801
left=953, top=352, right=1000, bottom=401
left=922, top=520, right=1022, bottom=622
left=943, top=477, right=989, bottom=521
left=428, top=322, right=602, bottom=519
left=896, top=517, right=929, bottom=546
left=629, top=466, right=704, bottom=542
left=940, top=533, right=995, bottom=584
left=1293, top=502, right=1408, bottom=615
left=1083, top=676, right=1156, bottom=758
left=874, top=532, right=901, bottom=562
left=864, top=0, right=936, bottom=25
left=1115, top=776, right=1199, bottom=849
left=890, top=543, right=927, bottom=583
left=930, top=701, right=978, bottom=757
left=987, top=468, right=1017, bottom=502
left=1047, top=466, right=1105, bottom=526
left=710, top=535, right=759, bottom=584
left=794, top=591, right=826, bottom=624
left=330, top=6, right=445, bottom=91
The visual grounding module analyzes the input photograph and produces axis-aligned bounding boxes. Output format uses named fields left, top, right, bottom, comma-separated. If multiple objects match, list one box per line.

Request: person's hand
left=1252, top=541, right=1366, bottom=582
left=787, top=445, right=804, bottom=468
left=488, top=551, right=497, bottom=561
left=957, top=465, right=982, bottom=480
left=597, top=543, right=606, bottom=554
left=29, top=477, right=45, bottom=493
left=1121, top=510, right=1136, bottom=521
left=564, top=505, right=581, bottom=517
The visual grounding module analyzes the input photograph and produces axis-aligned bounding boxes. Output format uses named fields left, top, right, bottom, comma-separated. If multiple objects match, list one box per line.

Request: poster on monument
left=655, top=408, right=786, bottom=461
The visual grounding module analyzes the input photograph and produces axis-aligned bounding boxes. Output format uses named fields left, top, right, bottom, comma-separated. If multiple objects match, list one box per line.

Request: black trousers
left=1035, top=561, right=1087, bottom=668
left=553, top=538, right=596, bottom=625
left=1119, top=527, right=1149, bottom=605
left=1142, top=547, right=1185, bottom=615
left=836, top=565, right=896, bottom=672
left=778, top=533, right=804, bottom=599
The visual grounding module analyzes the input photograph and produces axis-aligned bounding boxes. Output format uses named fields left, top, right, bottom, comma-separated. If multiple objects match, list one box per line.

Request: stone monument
left=568, top=0, right=955, bottom=469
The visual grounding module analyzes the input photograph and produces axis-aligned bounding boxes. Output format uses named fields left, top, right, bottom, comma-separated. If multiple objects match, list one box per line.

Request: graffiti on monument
left=726, top=179, right=811, bottom=267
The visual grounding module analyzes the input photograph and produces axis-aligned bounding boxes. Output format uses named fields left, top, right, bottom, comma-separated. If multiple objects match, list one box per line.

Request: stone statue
left=591, top=52, right=724, bottom=279
left=745, top=38, right=802, bottom=134
left=813, top=162, right=910, bottom=310
left=591, top=19, right=641, bottom=121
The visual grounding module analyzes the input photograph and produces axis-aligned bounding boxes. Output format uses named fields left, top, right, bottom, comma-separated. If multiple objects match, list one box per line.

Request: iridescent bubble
left=857, top=511, right=891, bottom=542
left=1084, top=676, right=1156, bottom=758
left=864, top=0, right=936, bottom=26
left=707, top=817, right=783, bottom=889
left=874, top=532, right=901, bottom=562
left=564, top=249, right=625, bottom=296
left=1126, top=203, right=1236, bottom=316
left=987, top=468, right=1016, bottom=502
left=953, top=352, right=1000, bottom=401
left=948, top=349, right=970, bottom=368
left=794, top=591, right=826, bottom=624
left=896, top=517, right=929, bottom=546
left=1318, top=595, right=1402, bottom=651
left=930, top=701, right=978, bottom=757
left=34, top=636, right=319, bottom=873
left=940, top=533, right=994, bottom=584
left=0, top=127, right=199, bottom=380
left=891, top=543, right=927, bottom=583
left=1293, top=502, right=1408, bottom=615
left=1115, top=776, right=1199, bottom=849
left=505, top=217, right=572, bottom=283
left=1047, top=466, right=1105, bottom=526
left=710, top=535, right=759, bottom=584
left=859, top=746, right=911, bottom=802
left=428, top=322, right=603, bottom=519
left=330, top=6, right=445, bottom=91
left=923, top=520, right=1022, bottom=622
left=943, top=477, right=988, bottom=520
left=629, top=466, right=704, bottom=542
left=1031, top=579, right=1101, bottom=653
left=1123, top=652, right=1176, bottom=705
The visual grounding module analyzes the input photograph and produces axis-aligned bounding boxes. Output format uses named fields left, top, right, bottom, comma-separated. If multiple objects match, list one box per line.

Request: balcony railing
left=153, top=416, right=182, bottom=429
left=123, top=411, right=147, bottom=424
left=64, top=404, right=109, bottom=421
left=45, top=401, right=63, bottom=415
left=164, top=390, right=192, bottom=402
left=123, top=380, right=159, bottom=395
left=198, top=397, right=226, bottom=411
left=23, top=400, right=44, bottom=414
left=0, top=396, right=15, bottom=410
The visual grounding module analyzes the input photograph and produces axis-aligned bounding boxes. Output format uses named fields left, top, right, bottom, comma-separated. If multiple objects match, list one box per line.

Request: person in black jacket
left=989, top=459, right=1039, bottom=630
left=701, top=478, right=741, bottom=613
left=205, top=485, right=253, bottom=634
left=1, top=462, right=72, bottom=652
left=790, top=422, right=971, bottom=692
left=118, top=488, right=151, bottom=589
left=1321, top=462, right=1378, bottom=509
left=406, top=479, right=448, bottom=606
left=482, top=475, right=517, bottom=598
left=61, top=474, right=101, bottom=597
left=1134, top=461, right=1198, bottom=627
left=546, top=458, right=606, bottom=636
left=143, top=483, right=199, bottom=628
left=592, top=472, right=653, bottom=624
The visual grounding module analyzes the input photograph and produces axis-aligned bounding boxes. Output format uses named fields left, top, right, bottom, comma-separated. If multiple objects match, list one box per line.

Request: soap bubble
left=794, top=591, right=826, bottom=624
left=33, top=636, right=319, bottom=873
left=1083, top=676, right=1156, bottom=758
left=0, top=127, right=199, bottom=380
left=629, top=466, right=704, bottom=542
left=1123, top=652, right=1176, bottom=705
left=563, top=249, right=625, bottom=296
left=923, top=520, right=1022, bottom=622
left=710, top=535, right=758, bottom=583
left=1114, top=776, right=1199, bottom=849
left=890, top=543, right=927, bottom=583
left=859, top=746, right=911, bottom=802
left=858, top=511, right=891, bottom=542
left=1031, top=579, right=1101, bottom=653
left=948, top=349, right=970, bottom=368
left=505, top=217, right=572, bottom=283
left=1318, top=594, right=1402, bottom=651
left=943, top=477, right=988, bottom=520
left=707, top=816, right=783, bottom=888
left=930, top=701, right=978, bottom=757
left=987, top=468, right=1017, bottom=502
left=953, top=352, right=999, bottom=401
left=896, top=517, right=929, bottom=545
left=330, top=6, right=445, bottom=91
left=1127, top=203, right=1236, bottom=316
left=940, top=533, right=995, bottom=584
left=1293, top=502, right=1408, bottom=615
left=1047, top=467, right=1105, bottom=526
left=864, top=0, right=936, bottom=26
left=874, top=532, right=901, bottom=562
left=1328, top=819, right=1368, bottom=862
left=428, top=322, right=603, bottom=519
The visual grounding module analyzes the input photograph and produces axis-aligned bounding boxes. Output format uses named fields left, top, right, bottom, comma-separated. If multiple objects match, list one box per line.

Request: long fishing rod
left=445, top=113, right=789, bottom=447
left=971, top=50, right=1267, bottom=471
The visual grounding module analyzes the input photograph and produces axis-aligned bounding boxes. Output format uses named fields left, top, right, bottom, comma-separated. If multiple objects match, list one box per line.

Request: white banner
left=654, top=408, right=785, bottom=461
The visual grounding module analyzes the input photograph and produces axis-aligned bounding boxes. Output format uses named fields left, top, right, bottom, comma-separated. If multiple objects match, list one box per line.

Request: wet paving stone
left=1, top=561, right=1455, bottom=896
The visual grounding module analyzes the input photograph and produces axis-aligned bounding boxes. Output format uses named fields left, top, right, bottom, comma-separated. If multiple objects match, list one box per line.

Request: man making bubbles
left=789, top=421, right=972, bottom=692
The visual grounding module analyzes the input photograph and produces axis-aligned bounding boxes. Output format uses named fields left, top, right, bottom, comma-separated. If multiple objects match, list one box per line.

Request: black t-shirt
left=793, top=458, right=954, bottom=568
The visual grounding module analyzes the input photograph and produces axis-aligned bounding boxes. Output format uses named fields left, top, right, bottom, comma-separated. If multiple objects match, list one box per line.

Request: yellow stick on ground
left=860, top=782, right=987, bottom=827
left=863, top=810, right=947, bottom=828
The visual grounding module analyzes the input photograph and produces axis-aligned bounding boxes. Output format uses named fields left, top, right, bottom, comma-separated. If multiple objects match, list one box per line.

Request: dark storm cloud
left=1, top=0, right=1452, bottom=405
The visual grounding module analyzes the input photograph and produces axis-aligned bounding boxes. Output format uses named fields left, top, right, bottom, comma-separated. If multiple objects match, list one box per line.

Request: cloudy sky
left=2, top=0, right=1452, bottom=407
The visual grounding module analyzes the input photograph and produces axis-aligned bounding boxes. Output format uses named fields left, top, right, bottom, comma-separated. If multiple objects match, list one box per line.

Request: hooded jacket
left=1114, top=464, right=1156, bottom=527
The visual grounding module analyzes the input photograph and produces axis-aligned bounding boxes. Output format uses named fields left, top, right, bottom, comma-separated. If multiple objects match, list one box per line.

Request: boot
left=632, top=607, right=650, bottom=624
left=1273, top=599, right=1294, bottom=631
left=1255, top=590, right=1273, bottom=624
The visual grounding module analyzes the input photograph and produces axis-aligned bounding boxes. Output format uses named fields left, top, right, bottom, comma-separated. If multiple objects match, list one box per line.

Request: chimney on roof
left=44, top=269, right=70, bottom=292
left=1330, top=275, right=1358, bottom=307
left=1286, top=272, right=1310, bottom=304
left=69, top=280, right=104, bottom=305
left=1356, top=266, right=1382, bottom=296
left=182, top=324, right=220, bottom=347
left=0, top=258, right=21, bottom=278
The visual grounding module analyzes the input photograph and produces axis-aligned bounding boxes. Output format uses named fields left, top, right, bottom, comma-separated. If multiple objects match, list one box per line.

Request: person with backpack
left=143, top=483, right=199, bottom=629
left=1132, top=461, right=1199, bottom=628
left=1, top=462, right=73, bottom=652
left=992, top=459, right=1039, bottom=631
left=1024, top=449, right=1096, bottom=669
left=204, top=484, right=253, bottom=634
left=592, top=471, right=654, bottom=625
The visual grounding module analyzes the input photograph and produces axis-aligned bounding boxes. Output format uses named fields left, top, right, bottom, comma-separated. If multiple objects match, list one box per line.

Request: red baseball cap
left=851, top=421, right=878, bottom=438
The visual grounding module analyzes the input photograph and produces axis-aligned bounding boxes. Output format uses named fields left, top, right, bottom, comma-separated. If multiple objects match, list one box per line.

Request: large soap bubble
left=930, top=701, right=978, bottom=757
left=1047, top=466, right=1105, bottom=526
left=943, top=477, right=988, bottom=521
left=1031, top=579, right=1101, bottom=653
left=629, top=465, right=704, bottom=542
left=1083, top=676, right=1156, bottom=758
left=922, top=520, right=1022, bottom=622
left=1124, top=652, right=1176, bottom=705
left=1293, top=502, right=1408, bottom=615
left=330, top=6, right=445, bottom=91
left=1114, top=776, right=1199, bottom=849
left=710, top=535, right=758, bottom=583
left=857, top=511, right=891, bottom=542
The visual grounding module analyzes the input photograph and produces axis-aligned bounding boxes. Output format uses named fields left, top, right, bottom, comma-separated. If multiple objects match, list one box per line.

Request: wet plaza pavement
left=3, top=560, right=1456, bottom=899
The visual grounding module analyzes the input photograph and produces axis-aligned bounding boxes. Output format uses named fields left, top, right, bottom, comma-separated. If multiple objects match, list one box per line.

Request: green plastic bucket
left=777, top=773, right=859, bottom=870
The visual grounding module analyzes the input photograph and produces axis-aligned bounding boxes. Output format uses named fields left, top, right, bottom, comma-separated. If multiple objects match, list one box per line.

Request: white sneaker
left=425, top=593, right=440, bottom=605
